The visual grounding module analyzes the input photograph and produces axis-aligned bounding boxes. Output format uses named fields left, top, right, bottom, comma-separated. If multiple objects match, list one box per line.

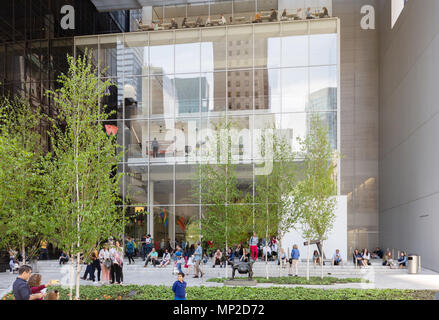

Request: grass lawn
left=207, top=276, right=369, bottom=285
left=2, top=285, right=436, bottom=300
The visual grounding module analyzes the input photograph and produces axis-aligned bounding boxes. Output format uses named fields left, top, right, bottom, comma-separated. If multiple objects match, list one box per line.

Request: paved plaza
left=1, top=258, right=439, bottom=298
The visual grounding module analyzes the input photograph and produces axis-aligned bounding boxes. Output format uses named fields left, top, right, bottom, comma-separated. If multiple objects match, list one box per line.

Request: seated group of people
left=139, top=6, right=331, bottom=31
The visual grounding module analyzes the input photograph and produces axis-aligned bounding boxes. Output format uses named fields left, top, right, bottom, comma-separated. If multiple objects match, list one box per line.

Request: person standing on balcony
left=152, top=138, right=159, bottom=158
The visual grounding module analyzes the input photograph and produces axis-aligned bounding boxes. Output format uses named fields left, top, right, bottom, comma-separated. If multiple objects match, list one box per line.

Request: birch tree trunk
left=320, top=242, right=324, bottom=279
left=75, top=253, right=81, bottom=300
left=21, top=237, right=25, bottom=265
left=69, top=257, right=74, bottom=300
left=306, top=238, right=310, bottom=281
left=278, top=238, right=282, bottom=278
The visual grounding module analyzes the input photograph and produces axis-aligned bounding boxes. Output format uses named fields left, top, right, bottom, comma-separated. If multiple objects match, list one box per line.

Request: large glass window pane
left=153, top=206, right=174, bottom=251
left=201, top=28, right=226, bottom=72
left=228, top=70, right=252, bottom=112
left=254, top=68, right=281, bottom=113
left=202, top=72, right=226, bottom=115
left=125, top=206, right=148, bottom=247
left=309, top=66, right=337, bottom=112
left=150, top=32, right=174, bottom=75
left=99, top=35, right=123, bottom=78
left=123, top=33, right=149, bottom=76
left=253, top=114, right=282, bottom=161
left=150, top=119, right=175, bottom=161
left=125, top=164, right=148, bottom=205
left=124, top=77, right=149, bottom=119
left=281, top=35, right=308, bottom=67
left=150, top=164, right=174, bottom=206
left=150, top=74, right=175, bottom=117
left=174, top=118, right=201, bottom=161
left=254, top=24, right=280, bottom=69
left=230, top=116, right=251, bottom=162
left=174, top=74, right=200, bottom=116
left=175, top=165, right=199, bottom=205
left=235, top=164, right=253, bottom=203
left=125, top=119, right=149, bottom=160
left=310, top=33, right=337, bottom=66
left=228, top=25, right=253, bottom=69
left=175, top=206, right=200, bottom=246
left=282, top=67, right=308, bottom=113
left=175, top=30, right=200, bottom=74
left=281, top=113, right=307, bottom=153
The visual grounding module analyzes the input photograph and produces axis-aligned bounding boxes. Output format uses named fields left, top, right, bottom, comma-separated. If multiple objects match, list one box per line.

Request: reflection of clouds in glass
left=267, top=38, right=281, bottom=68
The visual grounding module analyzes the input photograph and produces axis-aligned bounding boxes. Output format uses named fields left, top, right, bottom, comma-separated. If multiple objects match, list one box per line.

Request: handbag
left=104, top=258, right=112, bottom=268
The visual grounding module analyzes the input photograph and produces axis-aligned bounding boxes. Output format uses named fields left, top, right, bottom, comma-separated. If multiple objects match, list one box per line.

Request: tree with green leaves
left=0, top=96, right=46, bottom=264
left=45, top=51, right=125, bottom=299
left=293, top=114, right=338, bottom=280
left=254, top=127, right=299, bottom=279
left=195, top=119, right=253, bottom=278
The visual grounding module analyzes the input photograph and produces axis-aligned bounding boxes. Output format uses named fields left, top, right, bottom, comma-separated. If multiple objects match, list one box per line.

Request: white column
left=142, top=6, right=153, bottom=25
left=148, top=180, right=154, bottom=236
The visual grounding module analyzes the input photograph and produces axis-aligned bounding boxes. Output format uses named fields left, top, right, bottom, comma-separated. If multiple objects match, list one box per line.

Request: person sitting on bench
left=212, top=249, right=222, bottom=268
left=332, top=249, right=344, bottom=266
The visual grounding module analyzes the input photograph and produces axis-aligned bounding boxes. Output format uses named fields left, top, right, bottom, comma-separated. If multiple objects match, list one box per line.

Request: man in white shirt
left=332, top=249, right=344, bottom=266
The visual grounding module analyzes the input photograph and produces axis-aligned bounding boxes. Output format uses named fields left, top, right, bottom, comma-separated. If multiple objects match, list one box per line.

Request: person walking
left=126, top=237, right=135, bottom=264
left=249, top=232, right=259, bottom=262
left=145, top=234, right=153, bottom=256
left=99, top=244, right=111, bottom=285
left=193, top=241, right=204, bottom=278
left=152, top=138, right=159, bottom=157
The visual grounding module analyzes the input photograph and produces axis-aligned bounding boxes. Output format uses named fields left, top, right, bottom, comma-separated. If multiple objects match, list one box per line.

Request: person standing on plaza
left=172, top=273, right=187, bottom=300
left=174, top=246, right=184, bottom=274
left=140, top=234, right=147, bottom=261
left=145, top=234, right=153, bottom=256
left=193, top=241, right=204, bottom=278
left=12, top=265, right=45, bottom=300
left=289, top=244, right=300, bottom=277
left=99, top=244, right=111, bottom=285
left=249, top=232, right=259, bottom=262
left=110, top=241, right=124, bottom=284
left=126, top=237, right=135, bottom=264
left=39, top=239, right=49, bottom=260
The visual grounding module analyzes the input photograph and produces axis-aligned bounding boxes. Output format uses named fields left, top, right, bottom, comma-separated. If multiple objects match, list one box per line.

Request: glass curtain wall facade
left=75, top=18, right=339, bottom=250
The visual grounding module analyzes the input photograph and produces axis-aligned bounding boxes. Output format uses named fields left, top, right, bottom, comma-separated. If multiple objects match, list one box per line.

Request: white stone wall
left=281, top=196, right=347, bottom=261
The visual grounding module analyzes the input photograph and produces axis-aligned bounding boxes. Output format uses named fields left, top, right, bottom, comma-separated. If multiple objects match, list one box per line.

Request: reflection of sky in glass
left=282, top=35, right=308, bottom=67
left=150, top=45, right=174, bottom=74
left=175, top=43, right=200, bottom=73
left=201, top=42, right=213, bottom=72
left=282, top=67, right=308, bottom=112
left=310, top=65, right=337, bottom=94
left=282, top=113, right=307, bottom=152
left=267, top=38, right=281, bottom=68
left=310, top=34, right=337, bottom=66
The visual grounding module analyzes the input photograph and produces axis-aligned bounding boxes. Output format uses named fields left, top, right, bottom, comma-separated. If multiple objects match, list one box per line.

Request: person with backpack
left=126, top=237, right=135, bottom=264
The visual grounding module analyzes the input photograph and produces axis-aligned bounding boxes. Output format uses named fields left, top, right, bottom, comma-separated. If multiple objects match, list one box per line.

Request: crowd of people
left=138, top=7, right=332, bottom=31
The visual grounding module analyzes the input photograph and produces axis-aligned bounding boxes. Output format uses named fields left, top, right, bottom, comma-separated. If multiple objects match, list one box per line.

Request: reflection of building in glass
left=306, top=87, right=337, bottom=149
left=76, top=19, right=342, bottom=252
left=175, top=77, right=209, bottom=114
